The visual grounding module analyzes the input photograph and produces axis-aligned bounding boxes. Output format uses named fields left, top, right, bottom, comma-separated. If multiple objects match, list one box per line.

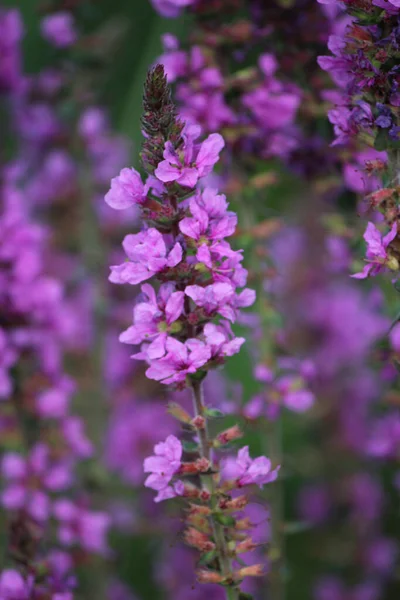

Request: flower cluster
left=0, top=180, right=109, bottom=595
left=157, top=33, right=301, bottom=163
left=0, top=6, right=114, bottom=596
left=106, top=68, right=255, bottom=388
left=105, top=64, right=275, bottom=594
left=317, top=0, right=400, bottom=279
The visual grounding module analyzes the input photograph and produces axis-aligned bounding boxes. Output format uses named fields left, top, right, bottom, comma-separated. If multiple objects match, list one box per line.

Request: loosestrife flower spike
left=106, top=65, right=275, bottom=595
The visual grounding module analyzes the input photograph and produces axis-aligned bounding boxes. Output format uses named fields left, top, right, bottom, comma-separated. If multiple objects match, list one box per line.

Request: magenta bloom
left=53, top=499, right=110, bottom=555
left=120, top=283, right=185, bottom=359
left=222, top=446, right=279, bottom=489
left=155, top=125, right=224, bottom=188
left=109, top=228, right=183, bottom=285
left=0, top=570, right=29, bottom=600
left=275, top=375, right=315, bottom=413
left=104, top=167, right=148, bottom=209
left=106, top=400, right=175, bottom=485
left=373, top=0, right=400, bottom=12
left=186, top=282, right=255, bottom=323
left=151, top=0, right=196, bottom=18
left=40, top=12, right=77, bottom=48
left=144, top=434, right=183, bottom=502
left=352, top=222, right=398, bottom=279
left=179, top=188, right=237, bottom=263
left=201, top=322, right=245, bottom=359
left=145, top=337, right=211, bottom=385
left=1, top=444, right=72, bottom=522
left=185, top=282, right=235, bottom=319
left=0, top=9, right=23, bottom=93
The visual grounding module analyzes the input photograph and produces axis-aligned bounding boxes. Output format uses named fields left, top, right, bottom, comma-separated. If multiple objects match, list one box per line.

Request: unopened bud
left=191, top=415, right=206, bottom=430
left=181, top=483, right=202, bottom=499
left=187, top=514, right=210, bottom=531
left=235, top=564, right=264, bottom=579
left=179, top=458, right=211, bottom=475
left=235, top=517, right=252, bottom=531
left=200, top=489, right=211, bottom=502
left=167, top=402, right=192, bottom=424
left=196, top=570, right=224, bottom=584
left=235, top=537, right=257, bottom=554
left=216, top=425, right=243, bottom=446
left=187, top=503, right=212, bottom=517
left=184, top=527, right=215, bottom=553
left=219, top=495, right=248, bottom=512
left=196, top=457, right=211, bottom=472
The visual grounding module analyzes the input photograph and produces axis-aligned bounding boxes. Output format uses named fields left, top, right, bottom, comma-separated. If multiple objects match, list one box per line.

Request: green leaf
left=182, top=440, right=199, bottom=453
left=204, top=407, right=225, bottom=419
left=198, top=550, right=217, bottom=566
left=214, top=514, right=236, bottom=527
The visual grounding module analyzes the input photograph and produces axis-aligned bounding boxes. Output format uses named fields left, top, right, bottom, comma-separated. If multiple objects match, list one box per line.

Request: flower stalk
left=190, top=379, right=240, bottom=599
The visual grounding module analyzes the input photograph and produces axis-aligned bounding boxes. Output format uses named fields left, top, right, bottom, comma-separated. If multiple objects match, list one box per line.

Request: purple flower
left=144, top=434, right=183, bottom=502
left=373, top=0, right=400, bottom=12
left=53, top=499, right=110, bottom=555
left=185, top=282, right=236, bottom=320
left=179, top=188, right=237, bottom=262
left=104, top=168, right=148, bottom=209
left=222, top=447, right=279, bottom=489
left=120, top=283, right=185, bottom=359
left=185, top=282, right=255, bottom=323
left=367, top=413, right=400, bottom=458
left=201, top=322, right=245, bottom=359
left=343, top=149, right=386, bottom=195
left=62, top=417, right=94, bottom=459
left=106, top=400, right=175, bottom=485
left=1, top=444, right=72, bottom=522
left=0, top=9, right=23, bottom=93
left=275, top=375, right=315, bottom=412
left=243, top=84, right=300, bottom=131
left=352, top=222, right=398, bottom=279
left=150, top=0, right=196, bottom=18
left=145, top=337, right=211, bottom=385
left=0, top=570, right=29, bottom=600
left=40, top=12, right=77, bottom=48
left=109, top=228, right=183, bottom=285
left=155, top=125, right=224, bottom=188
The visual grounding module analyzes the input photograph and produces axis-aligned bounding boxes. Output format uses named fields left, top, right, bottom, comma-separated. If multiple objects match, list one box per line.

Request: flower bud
left=187, top=503, right=212, bottom=517
left=184, top=527, right=215, bottom=553
left=219, top=495, right=248, bottom=512
left=191, top=415, right=206, bottom=430
left=234, top=564, right=264, bottom=579
left=196, top=570, right=224, bottom=584
left=235, top=517, right=252, bottom=530
left=167, top=402, right=192, bottom=424
left=216, top=425, right=243, bottom=446
left=235, top=537, right=257, bottom=554
left=200, top=489, right=211, bottom=502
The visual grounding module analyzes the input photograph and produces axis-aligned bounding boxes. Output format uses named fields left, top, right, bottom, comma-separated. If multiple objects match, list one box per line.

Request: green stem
left=226, top=586, right=240, bottom=600
left=190, top=379, right=240, bottom=600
